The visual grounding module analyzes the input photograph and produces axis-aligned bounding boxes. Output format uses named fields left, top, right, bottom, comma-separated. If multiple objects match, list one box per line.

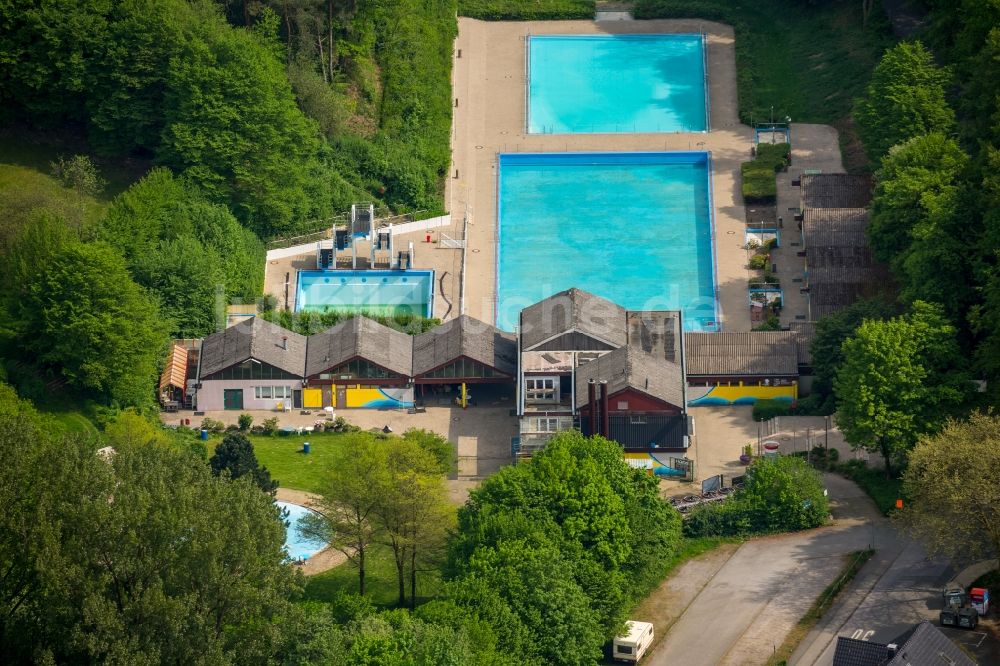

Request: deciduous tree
left=855, top=41, right=955, bottom=161
left=299, top=433, right=390, bottom=595
left=0, top=384, right=301, bottom=663
left=835, top=302, right=968, bottom=475
left=11, top=241, right=168, bottom=408
left=900, top=412, right=1000, bottom=573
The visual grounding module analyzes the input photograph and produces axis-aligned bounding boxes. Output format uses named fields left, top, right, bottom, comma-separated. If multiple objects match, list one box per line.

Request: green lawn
left=302, top=546, right=444, bottom=608
left=42, top=409, right=100, bottom=438
left=233, top=431, right=359, bottom=494
left=0, top=131, right=148, bottom=199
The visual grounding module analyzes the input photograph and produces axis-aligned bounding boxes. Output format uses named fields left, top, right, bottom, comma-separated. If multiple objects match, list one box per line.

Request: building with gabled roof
left=519, top=288, right=627, bottom=351
left=574, top=346, right=687, bottom=449
left=412, top=315, right=516, bottom=382
left=832, top=621, right=974, bottom=666
left=516, top=288, right=687, bottom=455
left=196, top=318, right=308, bottom=411
left=800, top=173, right=873, bottom=210
left=304, top=316, right=414, bottom=409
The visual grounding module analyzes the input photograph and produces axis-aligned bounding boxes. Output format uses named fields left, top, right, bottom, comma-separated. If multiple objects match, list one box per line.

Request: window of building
left=617, top=400, right=629, bottom=410
left=630, top=414, right=647, bottom=425
left=535, top=417, right=560, bottom=432
left=423, top=358, right=502, bottom=379
left=324, top=358, right=401, bottom=381
left=206, top=360, right=300, bottom=381
left=525, top=377, right=558, bottom=403
left=254, top=386, right=291, bottom=400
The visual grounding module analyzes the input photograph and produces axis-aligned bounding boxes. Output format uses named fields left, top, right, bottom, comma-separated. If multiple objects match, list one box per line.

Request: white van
left=613, top=620, right=654, bottom=662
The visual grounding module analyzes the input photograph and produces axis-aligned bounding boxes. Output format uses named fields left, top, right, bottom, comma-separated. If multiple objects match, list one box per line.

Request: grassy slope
left=634, top=1, right=895, bottom=171
left=834, top=462, right=904, bottom=516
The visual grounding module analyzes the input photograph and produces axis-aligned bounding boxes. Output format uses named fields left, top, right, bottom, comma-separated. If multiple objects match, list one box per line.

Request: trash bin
left=303, top=442, right=311, bottom=454
left=200, top=429, right=208, bottom=440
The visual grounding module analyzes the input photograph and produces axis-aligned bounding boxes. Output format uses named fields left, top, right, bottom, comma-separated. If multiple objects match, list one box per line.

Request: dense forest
left=1, top=0, right=455, bottom=238
left=0, top=0, right=456, bottom=409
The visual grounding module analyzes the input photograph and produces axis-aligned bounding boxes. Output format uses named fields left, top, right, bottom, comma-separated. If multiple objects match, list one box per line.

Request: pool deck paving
left=262, top=227, right=463, bottom=321
left=263, top=18, right=848, bottom=333
left=452, top=17, right=753, bottom=330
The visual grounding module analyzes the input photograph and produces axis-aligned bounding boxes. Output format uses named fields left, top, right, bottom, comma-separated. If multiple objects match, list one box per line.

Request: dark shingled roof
left=832, top=621, right=975, bottom=666
left=199, top=317, right=307, bottom=377
left=574, top=346, right=684, bottom=409
left=832, top=637, right=890, bottom=666
left=803, top=205, right=892, bottom=319
left=803, top=208, right=870, bottom=248
left=412, top=315, right=516, bottom=376
left=807, top=267, right=893, bottom=320
left=684, top=332, right=798, bottom=376
left=789, top=321, right=816, bottom=366
left=801, top=174, right=873, bottom=209
left=885, top=621, right=975, bottom=666
left=626, top=310, right=683, bottom=365
left=306, top=316, right=412, bottom=377
left=520, top=288, right=627, bottom=350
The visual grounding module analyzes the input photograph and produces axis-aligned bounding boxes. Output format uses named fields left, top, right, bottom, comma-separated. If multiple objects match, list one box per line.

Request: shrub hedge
left=740, top=142, right=789, bottom=204
left=752, top=398, right=793, bottom=421
left=741, top=161, right=777, bottom=203
left=684, top=456, right=828, bottom=538
left=458, top=0, right=594, bottom=20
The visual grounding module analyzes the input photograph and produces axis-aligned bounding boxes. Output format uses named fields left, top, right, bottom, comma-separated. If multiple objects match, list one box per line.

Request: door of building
left=336, top=386, right=347, bottom=409
left=223, top=389, right=243, bottom=410
left=292, top=389, right=302, bottom=409
left=322, top=385, right=333, bottom=408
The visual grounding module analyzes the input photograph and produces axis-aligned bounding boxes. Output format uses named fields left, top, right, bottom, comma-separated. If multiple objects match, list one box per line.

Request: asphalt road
left=647, top=475, right=885, bottom=666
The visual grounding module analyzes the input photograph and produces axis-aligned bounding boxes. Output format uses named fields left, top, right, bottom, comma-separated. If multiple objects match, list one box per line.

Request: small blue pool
left=296, top=270, right=434, bottom=318
left=528, top=34, right=708, bottom=134
left=277, top=501, right=327, bottom=561
left=497, top=152, right=718, bottom=332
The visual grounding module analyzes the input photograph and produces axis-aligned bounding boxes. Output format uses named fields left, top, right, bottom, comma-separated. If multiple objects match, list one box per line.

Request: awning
left=159, top=344, right=189, bottom=393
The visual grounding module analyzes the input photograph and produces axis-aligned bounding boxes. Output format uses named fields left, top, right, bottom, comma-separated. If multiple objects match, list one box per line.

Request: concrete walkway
left=771, top=123, right=844, bottom=327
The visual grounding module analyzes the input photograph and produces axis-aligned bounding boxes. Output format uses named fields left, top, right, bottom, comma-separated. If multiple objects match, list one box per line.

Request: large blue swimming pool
left=497, top=152, right=718, bottom=332
left=528, top=34, right=708, bottom=134
left=296, top=270, right=434, bottom=318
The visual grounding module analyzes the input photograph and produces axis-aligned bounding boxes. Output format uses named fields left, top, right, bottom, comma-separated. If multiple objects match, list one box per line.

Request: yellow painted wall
left=688, top=383, right=797, bottom=406
left=303, top=388, right=323, bottom=408
left=344, top=386, right=389, bottom=408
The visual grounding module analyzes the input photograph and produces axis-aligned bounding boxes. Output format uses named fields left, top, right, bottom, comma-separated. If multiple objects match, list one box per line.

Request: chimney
left=885, top=644, right=898, bottom=658
left=600, top=380, right=609, bottom=438
left=588, top=379, right=597, bottom=436
left=281, top=336, right=288, bottom=350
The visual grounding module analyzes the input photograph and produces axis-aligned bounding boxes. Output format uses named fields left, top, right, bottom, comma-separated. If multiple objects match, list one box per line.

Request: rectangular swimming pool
left=527, top=34, right=708, bottom=134
left=496, top=152, right=718, bottom=332
left=295, top=270, right=434, bottom=318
